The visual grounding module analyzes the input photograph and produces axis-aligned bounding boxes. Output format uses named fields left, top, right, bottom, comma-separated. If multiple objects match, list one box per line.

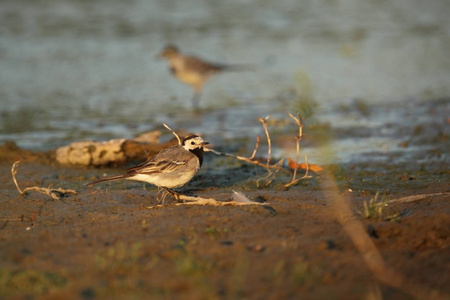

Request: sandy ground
left=0, top=144, right=449, bottom=300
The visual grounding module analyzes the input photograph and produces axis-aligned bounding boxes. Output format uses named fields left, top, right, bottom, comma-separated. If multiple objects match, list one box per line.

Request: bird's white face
left=182, top=135, right=208, bottom=151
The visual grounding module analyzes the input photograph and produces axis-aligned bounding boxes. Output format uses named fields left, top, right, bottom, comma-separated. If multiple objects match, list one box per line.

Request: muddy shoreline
left=1, top=0, right=449, bottom=298
left=1, top=144, right=449, bottom=300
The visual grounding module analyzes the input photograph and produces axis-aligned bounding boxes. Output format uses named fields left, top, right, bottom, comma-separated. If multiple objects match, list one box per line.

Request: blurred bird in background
left=159, top=45, right=253, bottom=108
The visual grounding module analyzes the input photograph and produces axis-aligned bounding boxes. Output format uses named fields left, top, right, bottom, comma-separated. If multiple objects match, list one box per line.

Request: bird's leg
left=161, top=187, right=183, bottom=202
left=191, top=90, right=201, bottom=109
left=156, top=188, right=169, bottom=205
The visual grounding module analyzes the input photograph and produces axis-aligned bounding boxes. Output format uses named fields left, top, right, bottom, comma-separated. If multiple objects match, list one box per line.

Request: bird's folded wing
left=185, top=56, right=221, bottom=73
left=127, top=159, right=188, bottom=174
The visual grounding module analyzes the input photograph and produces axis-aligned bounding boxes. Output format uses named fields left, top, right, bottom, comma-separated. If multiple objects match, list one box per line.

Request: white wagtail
left=159, top=44, right=252, bottom=108
left=86, top=135, right=208, bottom=199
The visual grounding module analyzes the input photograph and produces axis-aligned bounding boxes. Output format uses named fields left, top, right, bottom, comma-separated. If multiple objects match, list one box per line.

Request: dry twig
left=258, top=116, right=272, bottom=166
left=284, top=112, right=312, bottom=188
left=163, top=123, right=181, bottom=145
left=256, top=159, right=284, bottom=188
left=148, top=192, right=267, bottom=207
left=207, top=113, right=316, bottom=188
left=205, top=116, right=281, bottom=170
left=288, top=112, right=304, bottom=180
left=249, top=135, right=260, bottom=160
left=11, top=161, right=77, bottom=201
left=205, top=148, right=283, bottom=170
left=284, top=155, right=312, bottom=188
left=176, top=194, right=223, bottom=205
left=388, top=192, right=449, bottom=204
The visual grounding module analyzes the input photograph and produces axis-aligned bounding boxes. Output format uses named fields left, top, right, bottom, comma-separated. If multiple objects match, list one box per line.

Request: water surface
left=1, top=0, right=449, bottom=166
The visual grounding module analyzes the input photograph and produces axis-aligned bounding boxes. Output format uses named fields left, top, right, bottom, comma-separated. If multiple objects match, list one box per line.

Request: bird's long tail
left=85, top=174, right=126, bottom=186
left=217, top=63, right=256, bottom=72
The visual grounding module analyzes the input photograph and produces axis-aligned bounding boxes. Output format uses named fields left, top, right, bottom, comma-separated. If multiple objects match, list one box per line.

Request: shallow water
left=1, top=0, right=449, bottom=166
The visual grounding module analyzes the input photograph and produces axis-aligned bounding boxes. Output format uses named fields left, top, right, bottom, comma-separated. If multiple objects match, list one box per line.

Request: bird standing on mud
left=86, top=135, right=208, bottom=200
left=159, top=45, right=251, bottom=108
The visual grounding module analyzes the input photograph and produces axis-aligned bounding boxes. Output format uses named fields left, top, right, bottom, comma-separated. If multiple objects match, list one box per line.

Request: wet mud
left=0, top=145, right=448, bottom=300
left=1, top=0, right=449, bottom=298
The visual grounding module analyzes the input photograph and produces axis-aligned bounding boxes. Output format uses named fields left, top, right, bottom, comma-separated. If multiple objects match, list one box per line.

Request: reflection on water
left=0, top=0, right=449, bottom=166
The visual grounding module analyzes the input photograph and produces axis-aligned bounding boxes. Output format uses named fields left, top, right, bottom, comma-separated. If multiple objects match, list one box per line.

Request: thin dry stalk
left=205, top=133, right=259, bottom=164
left=249, top=135, right=260, bottom=160
left=206, top=116, right=281, bottom=170
left=288, top=112, right=304, bottom=180
left=207, top=113, right=316, bottom=188
left=205, top=148, right=283, bottom=170
left=11, top=161, right=77, bottom=201
left=176, top=194, right=222, bottom=205
left=258, top=116, right=272, bottom=166
left=163, top=123, right=181, bottom=145
left=320, top=169, right=447, bottom=300
left=388, top=192, right=449, bottom=204
left=284, top=154, right=312, bottom=188
left=148, top=193, right=266, bottom=207
left=256, top=158, right=284, bottom=187
left=175, top=200, right=268, bottom=206
left=284, top=112, right=312, bottom=188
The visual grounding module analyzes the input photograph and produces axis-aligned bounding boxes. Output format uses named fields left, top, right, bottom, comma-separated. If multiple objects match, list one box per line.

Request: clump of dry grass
left=359, top=192, right=401, bottom=221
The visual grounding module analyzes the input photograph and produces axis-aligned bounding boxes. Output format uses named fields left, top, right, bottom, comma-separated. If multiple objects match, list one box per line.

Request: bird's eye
left=191, top=141, right=195, bottom=145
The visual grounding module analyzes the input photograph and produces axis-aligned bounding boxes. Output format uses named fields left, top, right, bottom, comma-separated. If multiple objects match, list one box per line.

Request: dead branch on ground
left=206, top=112, right=316, bottom=188
left=256, top=159, right=284, bottom=188
left=258, top=116, right=272, bottom=166
left=204, top=125, right=282, bottom=170
left=205, top=148, right=283, bottom=170
left=388, top=192, right=450, bottom=204
left=11, top=161, right=77, bottom=201
left=148, top=191, right=268, bottom=208
left=284, top=154, right=312, bottom=188
left=284, top=112, right=313, bottom=188
left=249, top=135, right=260, bottom=160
